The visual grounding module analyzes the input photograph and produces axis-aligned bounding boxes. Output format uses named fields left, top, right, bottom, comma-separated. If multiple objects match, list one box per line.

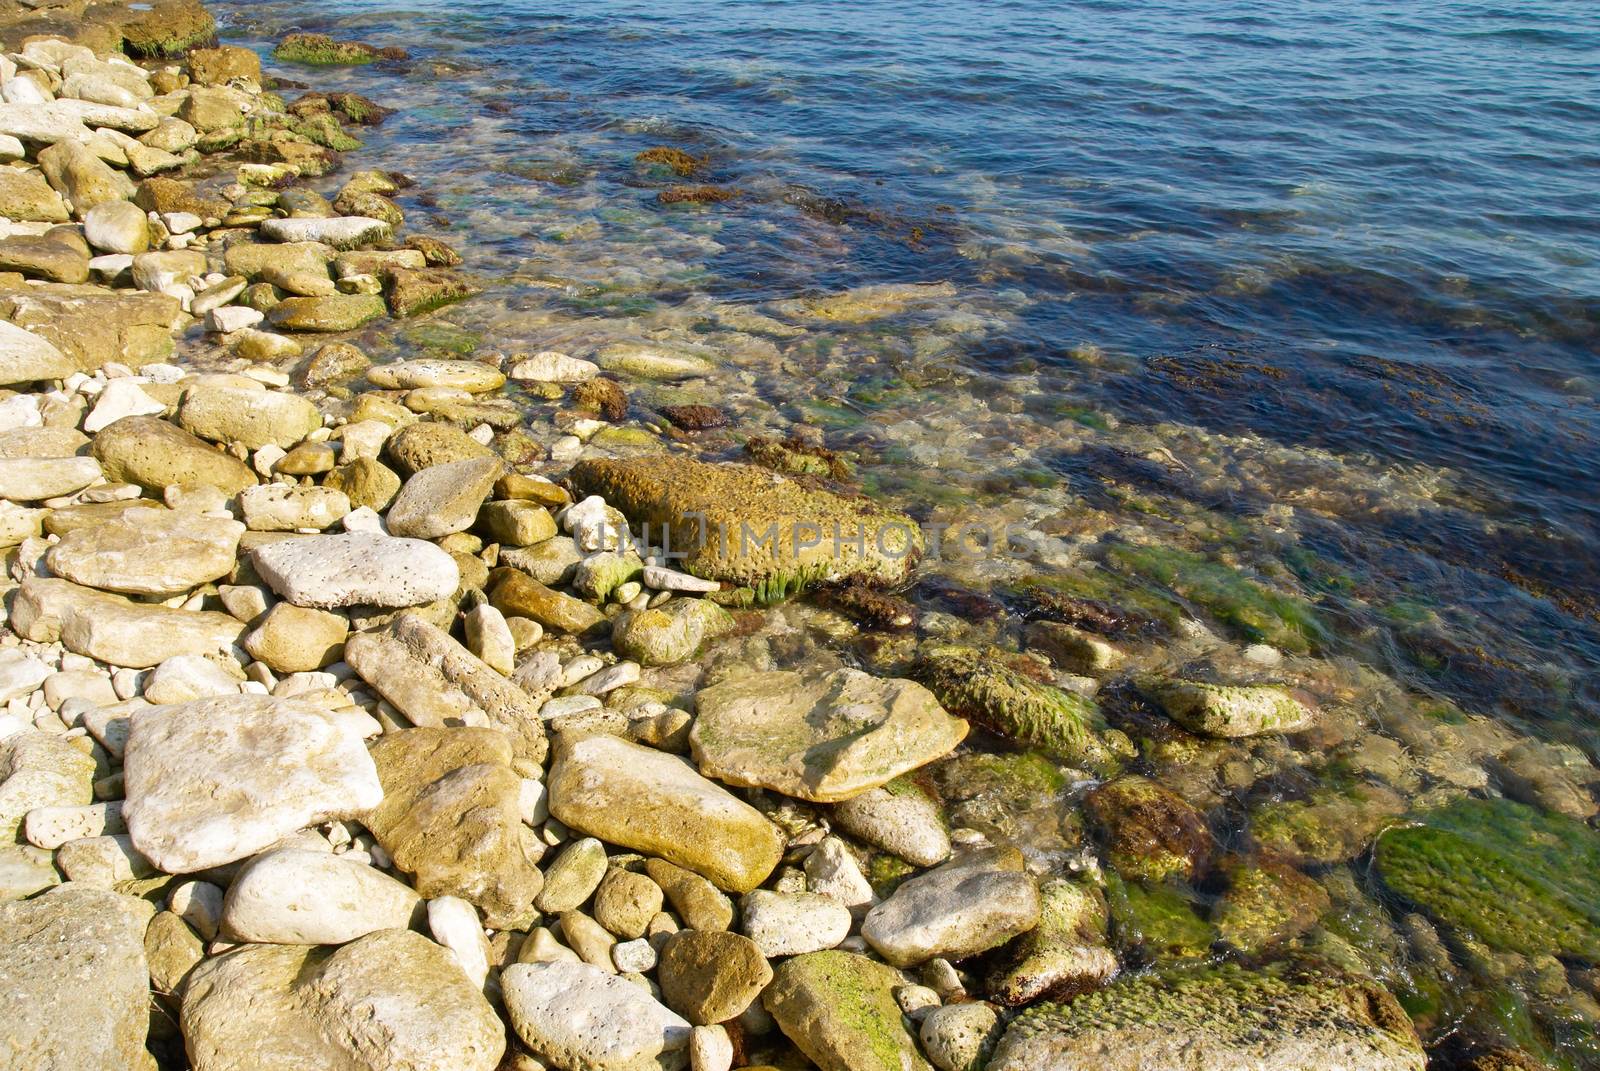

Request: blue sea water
left=220, top=0, right=1600, bottom=723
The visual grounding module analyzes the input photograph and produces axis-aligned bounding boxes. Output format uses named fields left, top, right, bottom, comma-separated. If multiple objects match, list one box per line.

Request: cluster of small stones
left=0, top=11, right=1588, bottom=1071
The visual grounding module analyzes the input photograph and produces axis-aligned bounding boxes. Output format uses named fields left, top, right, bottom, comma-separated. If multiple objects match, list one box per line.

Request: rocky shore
left=0, top=3, right=1597, bottom=1070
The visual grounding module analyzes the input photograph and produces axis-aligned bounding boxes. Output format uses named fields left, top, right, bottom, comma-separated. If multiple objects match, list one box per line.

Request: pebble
left=429, top=895, right=492, bottom=990
left=536, top=836, right=608, bottom=913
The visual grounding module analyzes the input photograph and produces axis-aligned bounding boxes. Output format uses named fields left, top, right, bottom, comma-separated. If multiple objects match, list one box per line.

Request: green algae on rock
left=1213, top=855, right=1331, bottom=954
left=1374, top=797, right=1600, bottom=961
left=1103, top=873, right=1216, bottom=961
left=1251, top=781, right=1409, bottom=864
left=570, top=455, right=921, bottom=601
left=272, top=32, right=382, bottom=66
left=1140, top=676, right=1315, bottom=737
left=763, top=950, right=932, bottom=1071
left=985, top=876, right=1119, bottom=1005
left=988, top=958, right=1426, bottom=1071
left=612, top=597, right=734, bottom=666
left=1084, top=774, right=1213, bottom=883
left=914, top=645, right=1120, bottom=772
left=1106, top=543, right=1324, bottom=653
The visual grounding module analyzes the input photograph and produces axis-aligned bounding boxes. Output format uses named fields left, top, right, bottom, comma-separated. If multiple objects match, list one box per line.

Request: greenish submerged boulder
left=612, top=596, right=734, bottom=666
left=915, top=645, right=1120, bottom=772
left=763, top=950, right=932, bottom=1071
left=570, top=456, right=921, bottom=602
left=989, top=959, right=1425, bottom=1071
left=1140, top=677, right=1314, bottom=737
left=1083, top=774, right=1213, bottom=883
left=1374, top=797, right=1600, bottom=961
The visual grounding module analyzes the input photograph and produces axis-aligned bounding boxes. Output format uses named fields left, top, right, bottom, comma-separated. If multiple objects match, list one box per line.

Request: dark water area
left=216, top=0, right=1600, bottom=729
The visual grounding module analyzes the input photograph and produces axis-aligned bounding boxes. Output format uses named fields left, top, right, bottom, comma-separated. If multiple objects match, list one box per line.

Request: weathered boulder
left=91, top=415, right=255, bottom=494
left=251, top=532, right=460, bottom=608
left=503, top=961, right=691, bottom=1070
left=860, top=847, right=1040, bottom=968
left=0, top=884, right=156, bottom=1071
left=658, top=929, right=773, bottom=1025
left=178, top=385, right=322, bottom=450
left=386, top=455, right=502, bottom=539
left=1140, top=677, right=1315, bottom=737
left=11, top=576, right=244, bottom=667
left=0, top=320, right=74, bottom=385
left=612, top=597, right=733, bottom=666
left=45, top=505, right=243, bottom=596
left=570, top=455, right=921, bottom=599
left=691, top=667, right=968, bottom=803
left=0, top=289, right=179, bottom=372
left=763, top=950, right=932, bottom=1071
left=363, top=727, right=543, bottom=929
left=181, top=929, right=505, bottom=1071
left=123, top=693, right=383, bottom=872
left=221, top=847, right=423, bottom=945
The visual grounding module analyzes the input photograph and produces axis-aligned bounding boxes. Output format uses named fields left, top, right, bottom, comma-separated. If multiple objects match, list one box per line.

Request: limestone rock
left=181, top=929, right=505, bottom=1071
left=830, top=778, right=951, bottom=868
left=0, top=320, right=74, bottom=385
left=0, top=884, right=156, bottom=1071
left=123, top=693, right=383, bottom=872
left=221, top=847, right=422, bottom=944
left=488, top=567, right=607, bottom=636
left=178, top=385, right=322, bottom=450
left=0, top=289, right=180, bottom=373
left=11, top=576, right=244, bottom=667
left=612, top=597, right=733, bottom=666
left=251, top=532, right=460, bottom=608
left=241, top=603, right=348, bottom=672
left=363, top=727, right=543, bottom=929
left=658, top=929, right=773, bottom=1025
left=368, top=358, right=505, bottom=393
left=238, top=484, right=350, bottom=531
left=691, top=668, right=967, bottom=803
left=985, top=877, right=1118, bottom=1005
left=549, top=734, right=784, bottom=894
left=344, top=611, right=546, bottom=763
left=571, top=456, right=921, bottom=598
left=1141, top=678, right=1315, bottom=738
left=386, top=455, right=501, bottom=539
left=0, top=729, right=97, bottom=842
left=91, top=415, right=255, bottom=495
left=0, top=454, right=101, bottom=501
left=45, top=505, right=243, bottom=596
left=502, top=960, right=691, bottom=1071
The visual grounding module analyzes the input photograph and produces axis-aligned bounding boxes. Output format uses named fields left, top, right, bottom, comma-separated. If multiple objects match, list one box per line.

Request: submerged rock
left=691, top=667, right=968, bottom=803
left=1084, top=775, right=1213, bottom=883
left=570, top=455, right=921, bottom=600
left=988, top=959, right=1425, bottom=1071
left=1141, top=676, right=1314, bottom=737
left=986, top=876, right=1118, bottom=1005
left=612, top=597, right=733, bottom=665
left=916, top=645, right=1119, bottom=772
left=1374, top=796, right=1600, bottom=961
left=1212, top=855, right=1331, bottom=954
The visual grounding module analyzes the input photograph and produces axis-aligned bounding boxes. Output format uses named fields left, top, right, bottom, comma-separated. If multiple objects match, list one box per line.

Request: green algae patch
left=988, top=958, right=1426, bottom=1071
left=1103, top=873, right=1215, bottom=961
left=915, top=645, right=1120, bottom=773
left=570, top=455, right=920, bottom=601
left=120, top=0, right=215, bottom=57
left=763, top=950, right=931, bottom=1071
left=1139, top=676, right=1314, bottom=737
left=1374, top=797, right=1600, bottom=961
left=1106, top=543, right=1324, bottom=653
left=273, top=33, right=378, bottom=66
left=1084, top=775, right=1213, bottom=883
left=1250, top=781, right=1408, bottom=864
left=1212, top=856, right=1331, bottom=954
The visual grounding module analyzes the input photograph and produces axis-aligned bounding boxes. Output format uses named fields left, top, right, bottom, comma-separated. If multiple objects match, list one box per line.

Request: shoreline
left=0, top=3, right=1595, bottom=1071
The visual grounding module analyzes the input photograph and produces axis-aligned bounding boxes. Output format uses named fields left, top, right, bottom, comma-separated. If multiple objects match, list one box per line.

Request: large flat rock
left=691, top=667, right=967, bottom=803
left=251, top=532, right=460, bottom=609
left=11, top=576, right=245, bottom=667
left=123, top=693, right=383, bottom=872
left=45, top=505, right=243, bottom=596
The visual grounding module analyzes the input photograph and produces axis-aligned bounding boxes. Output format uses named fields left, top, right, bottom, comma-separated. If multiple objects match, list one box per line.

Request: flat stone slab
left=691, top=667, right=968, bottom=803
left=0, top=884, right=157, bottom=1071
left=123, top=693, right=383, bottom=873
left=45, top=505, right=243, bottom=596
left=251, top=531, right=460, bottom=608
left=11, top=576, right=245, bottom=668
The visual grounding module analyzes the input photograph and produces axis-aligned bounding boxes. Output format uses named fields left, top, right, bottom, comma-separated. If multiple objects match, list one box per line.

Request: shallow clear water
left=215, top=0, right=1600, bottom=731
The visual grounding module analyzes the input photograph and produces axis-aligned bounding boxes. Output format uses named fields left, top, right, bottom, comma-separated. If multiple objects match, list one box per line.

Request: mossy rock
left=570, top=456, right=921, bottom=602
left=1250, top=781, right=1408, bottom=864
left=986, top=877, right=1118, bottom=1005
left=399, top=322, right=482, bottom=355
left=1105, top=544, right=1323, bottom=654
left=1138, top=677, right=1314, bottom=738
left=989, top=958, right=1425, bottom=1071
left=763, top=950, right=931, bottom=1071
left=1374, top=797, right=1600, bottom=961
left=1103, top=873, right=1215, bottom=962
left=120, top=0, right=215, bottom=57
left=1212, top=856, right=1330, bottom=954
left=914, top=646, right=1119, bottom=773
left=272, top=33, right=377, bottom=66
left=1084, top=775, right=1213, bottom=883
